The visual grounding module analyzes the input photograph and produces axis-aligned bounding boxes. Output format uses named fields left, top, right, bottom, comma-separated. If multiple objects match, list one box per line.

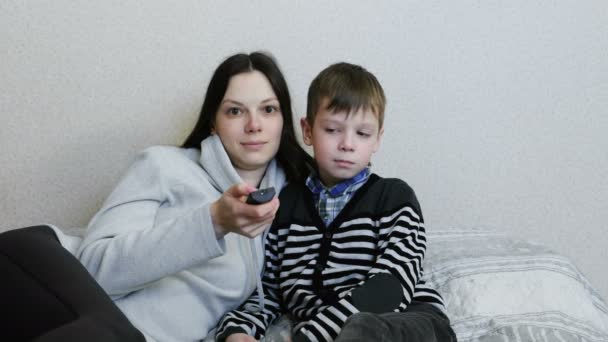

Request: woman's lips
left=241, top=141, right=266, bottom=150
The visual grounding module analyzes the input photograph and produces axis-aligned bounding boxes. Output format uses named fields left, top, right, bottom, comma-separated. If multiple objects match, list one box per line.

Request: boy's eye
left=357, top=131, right=371, bottom=137
left=324, top=128, right=337, bottom=133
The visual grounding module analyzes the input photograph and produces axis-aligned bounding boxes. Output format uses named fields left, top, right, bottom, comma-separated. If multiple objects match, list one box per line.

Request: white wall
left=2, top=1, right=607, bottom=299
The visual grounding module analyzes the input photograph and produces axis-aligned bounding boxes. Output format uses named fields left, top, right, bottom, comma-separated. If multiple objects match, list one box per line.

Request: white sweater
left=75, top=135, right=286, bottom=342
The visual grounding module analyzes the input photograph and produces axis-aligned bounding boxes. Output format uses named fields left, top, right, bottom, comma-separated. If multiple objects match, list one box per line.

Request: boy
left=216, top=63, right=456, bottom=342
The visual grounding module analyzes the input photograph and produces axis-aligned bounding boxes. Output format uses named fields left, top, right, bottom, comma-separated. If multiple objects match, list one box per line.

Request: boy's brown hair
left=306, top=62, right=386, bottom=128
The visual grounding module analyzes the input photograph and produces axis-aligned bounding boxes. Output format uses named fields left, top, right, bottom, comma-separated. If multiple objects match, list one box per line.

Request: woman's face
left=213, top=70, right=284, bottom=173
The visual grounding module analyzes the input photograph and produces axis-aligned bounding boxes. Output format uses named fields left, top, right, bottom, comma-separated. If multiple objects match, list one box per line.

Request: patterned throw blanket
left=424, top=228, right=608, bottom=342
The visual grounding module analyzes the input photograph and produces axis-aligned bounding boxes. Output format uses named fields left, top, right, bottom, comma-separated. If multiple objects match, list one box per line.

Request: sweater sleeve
left=215, top=228, right=284, bottom=341
left=77, top=147, right=225, bottom=298
left=294, top=198, right=427, bottom=341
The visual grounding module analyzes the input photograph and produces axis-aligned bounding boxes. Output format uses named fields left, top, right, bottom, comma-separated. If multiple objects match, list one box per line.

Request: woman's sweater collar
left=198, top=134, right=284, bottom=192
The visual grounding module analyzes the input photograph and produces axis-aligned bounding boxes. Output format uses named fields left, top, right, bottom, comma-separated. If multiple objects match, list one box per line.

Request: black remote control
left=246, top=187, right=276, bottom=205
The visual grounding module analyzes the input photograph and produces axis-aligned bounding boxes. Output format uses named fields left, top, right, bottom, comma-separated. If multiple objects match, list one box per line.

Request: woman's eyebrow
left=261, top=98, right=279, bottom=104
left=221, top=99, right=244, bottom=106
left=221, top=98, right=278, bottom=106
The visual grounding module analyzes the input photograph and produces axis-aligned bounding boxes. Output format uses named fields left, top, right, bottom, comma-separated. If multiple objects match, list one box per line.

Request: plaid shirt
left=305, top=167, right=371, bottom=226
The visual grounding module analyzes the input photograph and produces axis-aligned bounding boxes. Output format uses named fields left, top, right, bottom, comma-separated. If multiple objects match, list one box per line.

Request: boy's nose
left=339, top=134, right=355, bottom=152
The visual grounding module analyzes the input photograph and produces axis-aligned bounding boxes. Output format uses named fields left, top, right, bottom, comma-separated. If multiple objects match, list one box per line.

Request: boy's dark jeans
left=334, top=302, right=457, bottom=342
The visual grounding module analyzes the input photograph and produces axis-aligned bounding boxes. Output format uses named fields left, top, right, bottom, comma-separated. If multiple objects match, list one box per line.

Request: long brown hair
left=182, top=52, right=312, bottom=183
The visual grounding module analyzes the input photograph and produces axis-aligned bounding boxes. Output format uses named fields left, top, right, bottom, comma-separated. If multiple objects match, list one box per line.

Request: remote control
left=246, top=187, right=276, bottom=205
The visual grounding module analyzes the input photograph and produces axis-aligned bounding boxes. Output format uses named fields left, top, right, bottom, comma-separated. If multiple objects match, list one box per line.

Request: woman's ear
left=300, top=118, right=313, bottom=146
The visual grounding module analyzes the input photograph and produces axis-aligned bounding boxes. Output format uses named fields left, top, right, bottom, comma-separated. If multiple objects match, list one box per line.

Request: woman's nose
left=245, top=113, right=262, bottom=133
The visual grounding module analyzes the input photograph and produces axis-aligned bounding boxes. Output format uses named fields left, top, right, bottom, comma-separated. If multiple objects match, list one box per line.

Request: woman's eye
left=228, top=107, right=241, bottom=115
left=264, top=105, right=278, bottom=114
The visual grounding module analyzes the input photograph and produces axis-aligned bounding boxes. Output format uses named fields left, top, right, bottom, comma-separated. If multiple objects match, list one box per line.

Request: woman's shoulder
left=137, top=145, right=200, bottom=165
left=125, top=145, right=203, bottom=182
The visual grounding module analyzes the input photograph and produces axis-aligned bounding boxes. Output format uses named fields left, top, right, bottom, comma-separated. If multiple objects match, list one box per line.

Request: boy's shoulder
left=277, top=174, right=420, bottom=210
left=369, top=175, right=416, bottom=198
left=366, top=175, right=422, bottom=217
left=279, top=174, right=416, bottom=199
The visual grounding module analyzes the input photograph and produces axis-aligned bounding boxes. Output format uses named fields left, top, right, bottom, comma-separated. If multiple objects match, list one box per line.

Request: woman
left=0, top=52, right=313, bottom=342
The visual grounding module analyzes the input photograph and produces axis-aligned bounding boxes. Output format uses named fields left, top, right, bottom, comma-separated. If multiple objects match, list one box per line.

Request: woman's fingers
left=237, top=215, right=276, bottom=239
left=241, top=198, right=279, bottom=219
left=227, top=183, right=257, bottom=199
left=225, top=333, right=258, bottom=342
left=212, top=183, right=280, bottom=239
left=242, top=206, right=278, bottom=238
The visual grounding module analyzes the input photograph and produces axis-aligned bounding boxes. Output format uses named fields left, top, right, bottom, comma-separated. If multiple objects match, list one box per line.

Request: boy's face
left=301, top=101, right=383, bottom=187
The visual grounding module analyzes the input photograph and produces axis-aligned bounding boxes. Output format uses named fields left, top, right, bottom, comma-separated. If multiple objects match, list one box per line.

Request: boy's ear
left=373, top=127, right=384, bottom=153
left=300, top=118, right=313, bottom=146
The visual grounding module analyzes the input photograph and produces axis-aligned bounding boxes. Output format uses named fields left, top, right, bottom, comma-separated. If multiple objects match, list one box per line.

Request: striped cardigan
left=216, top=174, right=445, bottom=342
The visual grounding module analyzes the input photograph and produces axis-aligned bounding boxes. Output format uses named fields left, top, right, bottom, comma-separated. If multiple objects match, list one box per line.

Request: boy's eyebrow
left=357, top=123, right=377, bottom=130
left=320, top=114, right=378, bottom=125
left=319, top=117, right=344, bottom=124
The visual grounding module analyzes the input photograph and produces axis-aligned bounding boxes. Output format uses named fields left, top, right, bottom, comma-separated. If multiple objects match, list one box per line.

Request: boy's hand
left=225, top=333, right=259, bottom=342
left=211, top=183, right=279, bottom=239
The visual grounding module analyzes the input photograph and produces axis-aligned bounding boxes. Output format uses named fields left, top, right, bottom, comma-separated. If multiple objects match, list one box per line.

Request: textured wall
left=2, top=1, right=607, bottom=299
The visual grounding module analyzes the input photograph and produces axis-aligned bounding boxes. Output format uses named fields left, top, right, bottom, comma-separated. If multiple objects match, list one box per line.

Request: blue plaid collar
left=306, top=167, right=371, bottom=197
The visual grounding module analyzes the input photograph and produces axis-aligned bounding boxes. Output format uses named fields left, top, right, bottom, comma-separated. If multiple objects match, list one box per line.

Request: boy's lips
left=334, top=159, right=355, bottom=167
